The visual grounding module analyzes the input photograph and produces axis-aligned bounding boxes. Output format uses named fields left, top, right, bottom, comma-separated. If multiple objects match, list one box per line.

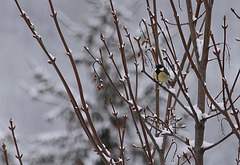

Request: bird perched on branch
left=153, top=64, right=170, bottom=83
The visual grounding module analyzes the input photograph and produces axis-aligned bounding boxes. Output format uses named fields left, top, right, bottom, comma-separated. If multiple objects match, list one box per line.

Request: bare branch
left=8, top=118, right=23, bottom=165
left=231, top=8, right=240, bottom=19
left=2, top=143, right=9, bottom=165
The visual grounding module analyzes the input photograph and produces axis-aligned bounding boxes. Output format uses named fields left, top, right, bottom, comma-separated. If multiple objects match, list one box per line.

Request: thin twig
left=8, top=118, right=23, bottom=165
left=188, top=147, right=198, bottom=165
left=109, top=98, right=125, bottom=164
left=123, top=26, right=139, bottom=101
left=230, top=69, right=240, bottom=96
left=231, top=8, right=240, bottom=19
left=2, top=143, right=9, bottom=165
left=185, top=0, right=200, bottom=64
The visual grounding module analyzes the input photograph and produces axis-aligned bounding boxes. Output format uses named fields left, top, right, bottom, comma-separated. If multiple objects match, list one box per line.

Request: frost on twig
left=189, top=105, right=209, bottom=121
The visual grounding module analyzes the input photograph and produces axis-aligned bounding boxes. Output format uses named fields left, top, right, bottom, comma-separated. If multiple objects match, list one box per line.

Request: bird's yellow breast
left=158, top=72, right=170, bottom=83
left=153, top=71, right=170, bottom=83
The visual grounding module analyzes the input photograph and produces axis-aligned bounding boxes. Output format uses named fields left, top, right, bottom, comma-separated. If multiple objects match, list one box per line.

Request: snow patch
left=234, top=124, right=238, bottom=129
left=161, top=128, right=171, bottom=135
left=168, top=87, right=176, bottom=94
left=202, top=141, right=213, bottom=148
left=119, top=77, right=125, bottom=82
left=187, top=140, right=213, bottom=149
left=155, top=136, right=163, bottom=146
left=127, top=99, right=133, bottom=105
left=192, top=15, right=197, bottom=21
left=193, top=105, right=209, bottom=121
left=137, top=105, right=142, bottom=110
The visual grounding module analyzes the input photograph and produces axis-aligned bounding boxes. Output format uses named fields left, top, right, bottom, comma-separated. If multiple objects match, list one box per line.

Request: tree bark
left=195, top=119, right=206, bottom=165
left=195, top=1, right=213, bottom=165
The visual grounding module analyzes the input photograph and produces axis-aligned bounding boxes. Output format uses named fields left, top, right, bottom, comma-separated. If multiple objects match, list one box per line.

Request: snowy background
left=1, top=0, right=240, bottom=164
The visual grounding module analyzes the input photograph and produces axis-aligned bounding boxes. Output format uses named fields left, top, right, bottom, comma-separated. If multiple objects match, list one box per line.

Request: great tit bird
left=153, top=64, right=170, bottom=83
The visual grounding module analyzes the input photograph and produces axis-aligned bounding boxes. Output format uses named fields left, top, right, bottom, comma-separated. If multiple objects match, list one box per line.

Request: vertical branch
left=123, top=26, right=139, bottom=101
left=2, top=143, right=9, bottom=165
left=8, top=118, right=23, bottom=165
left=139, top=19, right=152, bottom=48
left=145, top=0, right=163, bottom=64
left=109, top=98, right=127, bottom=164
left=185, top=0, right=200, bottom=63
left=160, top=12, right=177, bottom=59
left=237, top=142, right=240, bottom=165
left=134, top=37, right=145, bottom=71
left=220, top=16, right=228, bottom=121
left=196, top=0, right=213, bottom=164
left=152, top=0, right=162, bottom=63
left=222, top=16, right=227, bottom=77
left=168, top=0, right=213, bottom=164
left=199, top=0, right=213, bottom=111
left=144, top=3, right=162, bottom=151
left=145, top=1, right=162, bottom=136
left=120, top=115, right=128, bottom=165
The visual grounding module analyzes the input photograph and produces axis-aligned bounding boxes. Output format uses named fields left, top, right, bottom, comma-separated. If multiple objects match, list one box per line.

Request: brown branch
left=123, top=26, right=139, bottom=101
left=8, top=118, right=23, bottom=165
left=230, top=69, right=240, bottom=96
left=145, top=0, right=163, bottom=65
left=185, top=0, right=200, bottom=63
left=231, top=8, right=240, bottom=19
left=2, top=143, right=9, bottom=165
left=160, top=12, right=177, bottom=60
left=188, top=147, right=199, bottom=165
left=139, top=19, right=152, bottom=48
left=109, top=98, right=128, bottom=165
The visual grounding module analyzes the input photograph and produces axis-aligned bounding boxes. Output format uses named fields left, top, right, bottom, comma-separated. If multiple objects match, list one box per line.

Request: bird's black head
left=155, top=64, right=163, bottom=74
left=156, top=64, right=163, bottom=69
